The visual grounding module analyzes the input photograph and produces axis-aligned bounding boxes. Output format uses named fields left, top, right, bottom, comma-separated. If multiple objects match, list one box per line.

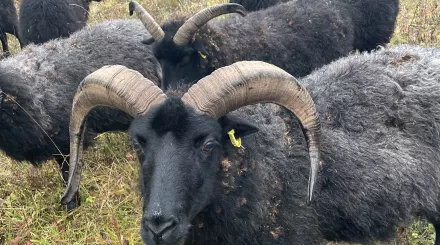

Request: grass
left=0, top=0, right=439, bottom=244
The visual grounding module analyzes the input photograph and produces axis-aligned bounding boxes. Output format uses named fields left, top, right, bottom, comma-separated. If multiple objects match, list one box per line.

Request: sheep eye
left=202, top=141, right=216, bottom=152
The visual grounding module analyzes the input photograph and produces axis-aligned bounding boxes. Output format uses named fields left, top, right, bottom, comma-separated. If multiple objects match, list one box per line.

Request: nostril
left=144, top=215, right=177, bottom=236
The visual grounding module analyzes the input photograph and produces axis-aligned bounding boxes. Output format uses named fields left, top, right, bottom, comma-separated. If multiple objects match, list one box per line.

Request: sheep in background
left=0, top=0, right=21, bottom=56
left=228, top=0, right=399, bottom=52
left=130, top=0, right=355, bottom=89
left=229, top=0, right=290, bottom=11
left=0, top=19, right=161, bottom=210
left=341, top=0, right=399, bottom=52
left=19, top=0, right=102, bottom=46
left=61, top=45, right=440, bottom=244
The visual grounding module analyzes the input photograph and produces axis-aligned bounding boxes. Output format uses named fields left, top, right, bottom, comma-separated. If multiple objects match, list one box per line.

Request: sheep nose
left=143, top=215, right=177, bottom=242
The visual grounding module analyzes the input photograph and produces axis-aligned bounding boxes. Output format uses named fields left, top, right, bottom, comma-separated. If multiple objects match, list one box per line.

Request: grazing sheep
left=229, top=0, right=291, bottom=11
left=0, top=0, right=21, bottom=56
left=62, top=44, right=440, bottom=244
left=130, top=0, right=398, bottom=90
left=0, top=19, right=161, bottom=209
left=19, top=0, right=101, bottom=46
left=130, top=0, right=355, bottom=89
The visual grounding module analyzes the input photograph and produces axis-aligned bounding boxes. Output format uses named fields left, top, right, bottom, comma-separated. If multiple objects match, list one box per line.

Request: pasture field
left=0, top=0, right=439, bottom=244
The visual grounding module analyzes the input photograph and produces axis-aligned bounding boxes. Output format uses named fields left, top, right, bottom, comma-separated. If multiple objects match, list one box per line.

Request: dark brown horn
left=61, top=65, right=166, bottom=204
left=129, top=0, right=165, bottom=41
left=173, top=3, right=246, bottom=46
left=181, top=61, right=321, bottom=203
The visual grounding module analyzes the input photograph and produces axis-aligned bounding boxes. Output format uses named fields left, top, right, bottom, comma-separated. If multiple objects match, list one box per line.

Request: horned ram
left=61, top=45, right=440, bottom=244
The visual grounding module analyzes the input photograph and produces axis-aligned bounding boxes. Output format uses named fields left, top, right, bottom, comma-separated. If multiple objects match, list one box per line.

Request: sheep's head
left=129, top=0, right=247, bottom=90
left=60, top=61, right=321, bottom=244
left=130, top=97, right=258, bottom=244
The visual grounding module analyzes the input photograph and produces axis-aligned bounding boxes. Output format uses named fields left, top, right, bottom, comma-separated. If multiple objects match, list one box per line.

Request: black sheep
left=0, top=19, right=161, bottom=209
left=130, top=0, right=398, bottom=90
left=19, top=0, right=101, bottom=46
left=0, top=0, right=21, bottom=56
left=130, top=0, right=355, bottom=90
left=62, top=45, right=440, bottom=244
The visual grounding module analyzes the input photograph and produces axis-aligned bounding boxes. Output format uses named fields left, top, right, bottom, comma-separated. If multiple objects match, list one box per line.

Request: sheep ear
left=142, top=37, right=155, bottom=45
left=219, top=116, right=259, bottom=138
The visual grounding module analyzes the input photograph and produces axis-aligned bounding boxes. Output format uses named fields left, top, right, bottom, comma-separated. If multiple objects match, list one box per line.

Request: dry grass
left=0, top=0, right=439, bottom=244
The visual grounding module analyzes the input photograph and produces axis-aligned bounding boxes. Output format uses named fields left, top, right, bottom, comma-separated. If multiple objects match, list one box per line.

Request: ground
left=0, top=0, right=439, bottom=244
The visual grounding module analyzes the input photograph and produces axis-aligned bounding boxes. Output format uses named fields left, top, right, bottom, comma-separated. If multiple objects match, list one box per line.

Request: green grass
left=0, top=0, right=439, bottom=244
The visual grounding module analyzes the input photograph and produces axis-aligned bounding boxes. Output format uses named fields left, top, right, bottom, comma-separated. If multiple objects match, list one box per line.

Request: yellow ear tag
left=227, top=129, right=242, bottom=148
left=198, top=51, right=207, bottom=59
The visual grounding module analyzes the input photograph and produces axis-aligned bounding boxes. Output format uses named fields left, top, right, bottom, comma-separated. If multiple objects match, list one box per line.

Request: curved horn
left=61, top=65, right=166, bottom=204
left=182, top=61, right=321, bottom=203
left=129, top=0, right=165, bottom=41
left=173, top=3, right=246, bottom=46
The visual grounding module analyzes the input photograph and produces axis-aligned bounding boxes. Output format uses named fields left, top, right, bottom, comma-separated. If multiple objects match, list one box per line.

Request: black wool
left=19, top=0, right=101, bottom=46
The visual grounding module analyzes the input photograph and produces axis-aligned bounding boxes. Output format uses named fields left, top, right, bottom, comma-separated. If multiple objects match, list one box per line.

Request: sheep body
left=307, top=44, right=440, bottom=242
left=19, top=0, right=100, bottom=46
left=0, top=19, right=160, bottom=164
left=0, top=0, right=20, bottom=55
left=131, top=45, right=440, bottom=244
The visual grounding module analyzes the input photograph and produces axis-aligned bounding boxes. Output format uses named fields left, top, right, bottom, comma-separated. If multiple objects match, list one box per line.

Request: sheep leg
left=56, top=157, right=81, bottom=211
left=0, top=30, right=10, bottom=57
left=435, top=223, right=440, bottom=245
left=427, top=215, right=440, bottom=245
left=3, top=21, right=22, bottom=49
left=8, top=24, right=22, bottom=49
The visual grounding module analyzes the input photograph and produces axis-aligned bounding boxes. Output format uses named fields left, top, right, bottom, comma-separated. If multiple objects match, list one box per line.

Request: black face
left=148, top=21, right=210, bottom=91
left=129, top=97, right=258, bottom=244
